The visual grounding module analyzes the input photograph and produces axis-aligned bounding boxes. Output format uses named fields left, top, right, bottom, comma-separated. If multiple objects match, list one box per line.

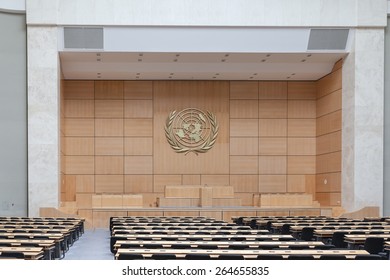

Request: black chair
left=288, top=245, right=311, bottom=250
left=331, top=231, right=347, bottom=248
left=354, top=254, right=382, bottom=260
left=256, top=254, right=284, bottom=260
left=287, top=254, right=315, bottom=260
left=0, top=242, right=12, bottom=246
left=360, top=237, right=384, bottom=255
left=171, top=244, right=192, bottom=249
left=228, top=244, right=250, bottom=250
left=250, top=219, right=258, bottom=229
left=185, top=253, right=211, bottom=260
left=143, top=244, right=163, bottom=249
left=280, top=224, right=291, bottom=234
left=300, top=227, right=315, bottom=241
left=117, top=253, right=144, bottom=260
left=218, top=254, right=244, bottom=260
left=197, top=244, right=218, bottom=250
left=319, top=254, right=347, bottom=260
left=151, top=254, right=177, bottom=260
left=314, top=244, right=335, bottom=250
left=0, top=252, right=25, bottom=259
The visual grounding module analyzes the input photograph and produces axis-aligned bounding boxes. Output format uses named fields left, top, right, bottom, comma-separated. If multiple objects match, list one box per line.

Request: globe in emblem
left=164, top=108, right=219, bottom=155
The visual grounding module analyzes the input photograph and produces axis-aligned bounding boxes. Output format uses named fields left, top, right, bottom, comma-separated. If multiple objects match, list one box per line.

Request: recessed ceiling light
left=261, top=59, right=266, bottom=62
left=221, top=59, right=226, bottom=62
left=291, top=73, right=296, bottom=76
left=215, top=73, right=220, bottom=76
left=213, top=76, right=217, bottom=79
left=266, top=54, right=271, bottom=57
left=225, top=54, right=230, bottom=57
left=307, top=54, right=312, bottom=57
left=176, top=54, right=180, bottom=57
left=253, top=73, right=258, bottom=76
left=301, top=59, right=306, bottom=62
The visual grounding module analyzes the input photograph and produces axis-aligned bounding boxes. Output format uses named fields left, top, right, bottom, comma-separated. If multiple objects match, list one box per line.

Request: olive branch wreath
left=164, top=110, right=219, bottom=155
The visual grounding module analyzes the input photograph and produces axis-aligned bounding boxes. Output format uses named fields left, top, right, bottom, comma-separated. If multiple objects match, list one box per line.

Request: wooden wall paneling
left=95, top=100, right=124, bottom=118
left=230, top=81, right=258, bottom=99
left=200, top=187, right=213, bottom=207
left=101, top=194, right=123, bottom=209
left=316, top=89, right=342, bottom=117
left=305, top=175, right=316, bottom=195
left=316, top=152, right=342, bottom=174
left=332, top=59, right=343, bottom=72
left=230, top=119, right=259, bottom=137
left=182, top=175, right=201, bottom=185
left=287, top=119, right=316, bottom=137
left=153, top=81, right=229, bottom=174
left=259, top=137, right=287, bottom=155
left=76, top=193, right=92, bottom=208
left=126, top=210, right=164, bottom=217
left=124, top=175, right=153, bottom=193
left=94, top=81, right=124, bottom=99
left=258, top=82, right=287, bottom=99
left=230, top=100, right=259, bottom=118
left=230, top=175, right=258, bottom=193
left=258, top=156, right=287, bottom=174
left=233, top=193, right=252, bottom=206
left=64, top=100, right=94, bottom=118
left=64, top=119, right=95, bottom=136
left=95, top=119, right=124, bottom=137
left=124, top=119, right=153, bottom=137
left=287, top=82, right=316, bottom=100
left=165, top=185, right=201, bottom=198
left=230, top=137, right=259, bottom=155
left=92, top=195, right=102, bottom=208
left=124, top=100, right=153, bottom=118
left=124, top=137, right=153, bottom=155
left=287, top=175, right=306, bottom=193
left=122, top=194, right=143, bottom=207
left=316, top=172, right=341, bottom=192
left=287, top=138, right=316, bottom=155
left=95, top=175, right=124, bottom=193
left=258, top=100, right=287, bottom=118
left=287, top=100, right=316, bottom=118
left=124, top=156, right=153, bottom=174
left=124, top=81, right=153, bottom=99
left=92, top=211, right=127, bottom=228
left=316, top=192, right=341, bottom=206
left=77, top=210, right=93, bottom=229
left=317, top=68, right=342, bottom=98
left=230, top=156, right=259, bottom=174
left=201, top=211, right=222, bottom=220
left=153, top=175, right=182, bottom=193
left=63, top=175, right=76, bottom=201
left=163, top=211, right=200, bottom=217
left=63, top=80, right=94, bottom=100
left=287, top=156, right=316, bottom=174
left=317, top=131, right=342, bottom=155
left=64, top=156, right=94, bottom=174
left=258, top=119, right=287, bottom=137
left=95, top=137, right=124, bottom=156
left=316, top=110, right=342, bottom=136
left=142, top=193, right=161, bottom=207
left=64, top=137, right=94, bottom=155
left=200, top=175, right=230, bottom=186
left=256, top=210, right=290, bottom=216
left=212, top=186, right=235, bottom=198
left=289, top=209, right=321, bottom=216
left=222, top=211, right=256, bottom=223
left=76, top=175, right=95, bottom=193
left=258, top=175, right=287, bottom=193
left=95, top=156, right=124, bottom=174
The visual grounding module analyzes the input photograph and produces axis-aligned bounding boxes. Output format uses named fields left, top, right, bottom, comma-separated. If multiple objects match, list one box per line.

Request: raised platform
left=54, top=206, right=333, bottom=229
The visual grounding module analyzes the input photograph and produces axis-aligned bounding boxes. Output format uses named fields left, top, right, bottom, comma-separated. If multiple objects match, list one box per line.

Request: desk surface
left=0, top=246, right=44, bottom=260
left=116, top=248, right=369, bottom=259
left=113, top=233, right=294, bottom=240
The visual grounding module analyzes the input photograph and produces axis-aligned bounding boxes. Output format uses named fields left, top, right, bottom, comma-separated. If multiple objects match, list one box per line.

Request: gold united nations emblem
left=164, top=108, right=219, bottom=155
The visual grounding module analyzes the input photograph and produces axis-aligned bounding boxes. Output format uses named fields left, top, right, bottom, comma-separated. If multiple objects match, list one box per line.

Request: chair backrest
left=300, top=227, right=315, bottom=241
left=281, top=224, right=291, bottom=234
left=354, top=254, right=382, bottom=260
left=151, top=254, right=177, bottom=260
left=256, top=254, right=284, bottom=260
left=287, top=254, right=315, bottom=260
left=331, top=231, right=347, bottom=248
left=218, top=254, right=245, bottom=260
left=117, top=253, right=144, bottom=260
left=185, top=253, right=211, bottom=260
left=0, top=252, right=25, bottom=259
left=319, top=254, right=347, bottom=260
left=364, top=237, right=384, bottom=254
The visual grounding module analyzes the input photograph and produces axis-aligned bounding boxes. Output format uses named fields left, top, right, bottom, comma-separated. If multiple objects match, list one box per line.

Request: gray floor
left=63, top=228, right=114, bottom=260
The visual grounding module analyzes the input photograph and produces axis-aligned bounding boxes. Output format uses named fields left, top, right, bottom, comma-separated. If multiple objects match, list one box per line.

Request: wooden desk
left=115, top=248, right=369, bottom=260
left=0, top=238, right=56, bottom=260
left=112, top=229, right=269, bottom=235
left=344, top=234, right=390, bottom=248
left=314, top=229, right=390, bottom=241
left=114, top=240, right=324, bottom=250
left=112, top=233, right=294, bottom=241
left=0, top=246, right=44, bottom=260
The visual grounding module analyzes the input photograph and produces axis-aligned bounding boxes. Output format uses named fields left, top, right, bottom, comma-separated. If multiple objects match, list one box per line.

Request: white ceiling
left=59, top=51, right=346, bottom=81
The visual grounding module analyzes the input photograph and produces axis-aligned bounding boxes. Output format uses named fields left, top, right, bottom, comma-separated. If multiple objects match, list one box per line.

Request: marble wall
left=27, top=26, right=60, bottom=216
left=342, top=28, right=385, bottom=214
